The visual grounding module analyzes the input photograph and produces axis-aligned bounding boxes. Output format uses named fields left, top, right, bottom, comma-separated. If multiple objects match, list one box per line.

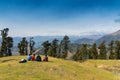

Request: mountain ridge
left=96, top=30, right=120, bottom=45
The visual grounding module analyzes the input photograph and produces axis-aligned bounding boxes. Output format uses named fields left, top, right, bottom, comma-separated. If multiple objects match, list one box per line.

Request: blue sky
left=0, top=0, right=120, bottom=36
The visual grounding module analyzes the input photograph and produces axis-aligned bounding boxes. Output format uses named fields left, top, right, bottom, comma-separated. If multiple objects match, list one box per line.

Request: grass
left=0, top=56, right=120, bottom=80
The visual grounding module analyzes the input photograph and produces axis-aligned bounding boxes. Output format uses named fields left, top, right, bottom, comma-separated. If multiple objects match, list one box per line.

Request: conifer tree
left=79, top=44, right=88, bottom=60
left=48, top=39, right=59, bottom=57
left=108, top=40, right=116, bottom=59
left=6, top=37, right=13, bottom=56
left=18, top=37, right=28, bottom=55
left=61, top=35, right=70, bottom=59
left=57, top=41, right=62, bottom=58
left=29, top=37, right=35, bottom=55
left=0, top=28, right=13, bottom=56
left=42, top=40, right=51, bottom=55
left=115, top=40, right=120, bottom=59
left=98, top=40, right=107, bottom=59
left=18, top=42, right=22, bottom=55
left=89, top=43, right=98, bottom=59
left=73, top=48, right=80, bottom=61
left=0, top=28, right=9, bottom=56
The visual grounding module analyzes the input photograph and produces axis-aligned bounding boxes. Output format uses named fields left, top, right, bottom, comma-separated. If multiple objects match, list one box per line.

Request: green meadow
left=0, top=56, right=120, bottom=80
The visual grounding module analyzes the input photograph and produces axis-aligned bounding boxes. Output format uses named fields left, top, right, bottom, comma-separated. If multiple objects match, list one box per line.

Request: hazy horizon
left=0, top=0, right=120, bottom=37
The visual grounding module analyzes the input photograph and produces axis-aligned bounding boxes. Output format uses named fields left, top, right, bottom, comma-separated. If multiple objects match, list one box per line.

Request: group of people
left=27, top=54, right=48, bottom=62
left=19, top=54, right=48, bottom=63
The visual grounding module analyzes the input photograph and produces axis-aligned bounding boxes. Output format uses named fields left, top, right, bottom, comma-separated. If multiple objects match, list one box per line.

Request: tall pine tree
left=73, top=48, right=80, bottom=61
left=48, top=39, right=59, bottom=57
left=89, top=43, right=98, bottom=59
left=98, top=40, right=107, bottom=59
left=115, top=40, right=120, bottom=59
left=42, top=40, right=51, bottom=55
left=108, top=40, right=116, bottom=59
left=18, top=37, right=28, bottom=55
left=29, top=37, right=35, bottom=55
left=0, top=28, right=13, bottom=57
left=6, top=37, right=13, bottom=56
left=61, top=35, right=70, bottom=59
left=79, top=44, right=89, bottom=60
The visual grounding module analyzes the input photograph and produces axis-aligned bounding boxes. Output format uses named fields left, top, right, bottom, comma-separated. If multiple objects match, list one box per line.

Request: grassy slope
left=0, top=56, right=120, bottom=80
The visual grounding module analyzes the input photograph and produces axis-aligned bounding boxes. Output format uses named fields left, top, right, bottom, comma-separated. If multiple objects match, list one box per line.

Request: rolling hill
left=74, top=38, right=95, bottom=44
left=0, top=56, right=119, bottom=80
left=96, top=30, right=120, bottom=45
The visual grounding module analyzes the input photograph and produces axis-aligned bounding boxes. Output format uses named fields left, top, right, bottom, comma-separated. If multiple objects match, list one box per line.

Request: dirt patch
left=97, top=65, right=120, bottom=73
left=97, top=65, right=113, bottom=72
left=113, top=66, right=120, bottom=72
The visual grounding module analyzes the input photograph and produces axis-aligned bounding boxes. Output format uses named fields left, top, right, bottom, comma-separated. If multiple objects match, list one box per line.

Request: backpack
left=19, top=59, right=27, bottom=63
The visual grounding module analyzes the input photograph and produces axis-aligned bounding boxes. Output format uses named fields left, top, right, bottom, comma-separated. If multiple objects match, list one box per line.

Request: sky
left=0, top=0, right=120, bottom=37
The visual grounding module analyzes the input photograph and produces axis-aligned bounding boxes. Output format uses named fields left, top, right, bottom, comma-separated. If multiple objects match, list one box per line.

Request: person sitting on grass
left=31, top=54, right=35, bottom=61
left=35, top=54, right=41, bottom=62
left=43, top=54, right=48, bottom=62
left=27, top=54, right=31, bottom=61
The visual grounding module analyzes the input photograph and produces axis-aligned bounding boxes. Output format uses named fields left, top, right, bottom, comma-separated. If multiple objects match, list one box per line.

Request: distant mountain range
left=0, top=32, right=105, bottom=47
left=0, top=36, right=80, bottom=47
left=74, top=38, right=95, bottom=45
left=1, top=30, right=120, bottom=47
left=76, top=32, right=106, bottom=40
left=13, top=36, right=64, bottom=47
left=74, top=30, right=120, bottom=45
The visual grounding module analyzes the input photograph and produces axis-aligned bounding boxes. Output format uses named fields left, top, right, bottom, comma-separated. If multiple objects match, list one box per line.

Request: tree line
left=17, top=37, right=35, bottom=55
left=0, top=28, right=35, bottom=57
left=42, top=35, right=70, bottom=59
left=73, top=40, right=120, bottom=61
left=41, top=37, right=120, bottom=60
left=0, top=28, right=120, bottom=60
left=18, top=35, right=70, bottom=59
